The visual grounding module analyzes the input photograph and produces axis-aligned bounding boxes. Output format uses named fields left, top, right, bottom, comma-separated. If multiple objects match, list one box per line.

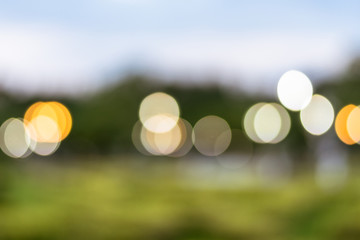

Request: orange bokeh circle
left=24, top=101, right=72, bottom=142
left=335, top=104, right=357, bottom=145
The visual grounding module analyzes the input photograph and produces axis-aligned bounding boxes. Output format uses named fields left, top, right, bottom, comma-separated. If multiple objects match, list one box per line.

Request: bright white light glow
left=277, top=70, right=313, bottom=111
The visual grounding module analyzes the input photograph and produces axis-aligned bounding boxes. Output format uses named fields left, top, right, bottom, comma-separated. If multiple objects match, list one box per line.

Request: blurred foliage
left=0, top=58, right=360, bottom=157
left=318, top=58, right=360, bottom=108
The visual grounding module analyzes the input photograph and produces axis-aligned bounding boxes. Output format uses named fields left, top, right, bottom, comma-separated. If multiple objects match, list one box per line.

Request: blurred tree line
left=0, top=58, right=360, bottom=158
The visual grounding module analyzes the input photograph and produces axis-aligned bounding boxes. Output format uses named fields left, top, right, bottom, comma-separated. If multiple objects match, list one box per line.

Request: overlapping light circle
left=134, top=92, right=193, bottom=157
left=0, top=118, right=31, bottom=158
left=271, top=104, right=292, bottom=143
left=254, top=104, right=281, bottom=142
left=244, top=103, right=291, bottom=144
left=135, top=118, right=193, bottom=156
left=0, top=101, right=72, bottom=158
left=192, top=115, right=231, bottom=156
left=300, top=94, right=334, bottom=135
left=169, top=119, right=193, bottom=157
left=139, top=92, right=180, bottom=133
left=24, top=101, right=72, bottom=142
left=347, top=106, right=360, bottom=143
left=25, top=101, right=72, bottom=156
left=141, top=120, right=182, bottom=155
left=243, top=103, right=265, bottom=143
left=334, top=104, right=360, bottom=145
left=132, top=120, right=151, bottom=156
left=277, top=70, right=313, bottom=111
left=335, top=105, right=357, bottom=145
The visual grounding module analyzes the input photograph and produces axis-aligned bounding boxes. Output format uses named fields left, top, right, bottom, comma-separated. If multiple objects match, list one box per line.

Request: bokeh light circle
left=139, top=92, right=180, bottom=133
left=192, top=115, right=231, bottom=156
left=24, top=101, right=72, bottom=143
left=254, top=104, right=282, bottom=143
left=271, top=103, right=291, bottom=143
left=169, top=119, right=193, bottom=157
left=140, top=120, right=183, bottom=156
left=244, top=103, right=266, bottom=143
left=347, top=106, right=360, bottom=143
left=48, top=102, right=73, bottom=140
left=300, top=94, right=334, bottom=135
left=277, top=70, right=313, bottom=111
left=0, top=118, right=31, bottom=158
left=132, top=121, right=151, bottom=156
left=244, top=103, right=291, bottom=144
left=29, top=115, right=61, bottom=143
left=31, top=141, right=61, bottom=156
left=335, top=104, right=357, bottom=145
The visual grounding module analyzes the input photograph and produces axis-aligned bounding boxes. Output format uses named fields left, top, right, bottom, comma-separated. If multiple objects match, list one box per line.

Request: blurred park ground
left=1, top=157, right=360, bottom=240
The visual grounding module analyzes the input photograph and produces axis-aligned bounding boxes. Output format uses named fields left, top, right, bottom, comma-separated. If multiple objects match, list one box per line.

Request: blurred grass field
left=1, top=156, right=360, bottom=240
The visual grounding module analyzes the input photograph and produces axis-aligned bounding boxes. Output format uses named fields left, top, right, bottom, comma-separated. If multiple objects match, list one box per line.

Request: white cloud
left=146, top=32, right=350, bottom=92
left=0, top=23, right=135, bottom=94
left=0, top=22, right=351, bottom=95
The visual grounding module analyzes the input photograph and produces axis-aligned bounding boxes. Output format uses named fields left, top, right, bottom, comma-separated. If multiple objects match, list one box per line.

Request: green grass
left=0, top=157, right=360, bottom=240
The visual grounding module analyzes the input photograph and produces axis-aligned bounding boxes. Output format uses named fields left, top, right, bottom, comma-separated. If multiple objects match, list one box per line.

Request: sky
left=0, top=0, right=360, bottom=95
